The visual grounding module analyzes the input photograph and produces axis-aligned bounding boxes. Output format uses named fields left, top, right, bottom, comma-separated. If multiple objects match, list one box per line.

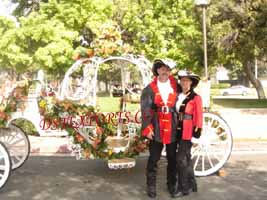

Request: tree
left=0, top=14, right=78, bottom=75
left=1, top=0, right=204, bottom=80
left=112, top=0, right=203, bottom=72
left=0, top=0, right=114, bottom=77
left=208, top=0, right=267, bottom=99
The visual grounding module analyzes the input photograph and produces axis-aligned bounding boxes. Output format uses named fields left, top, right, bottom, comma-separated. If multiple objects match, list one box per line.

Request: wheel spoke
left=9, top=148, right=23, bottom=156
left=207, top=118, right=214, bottom=128
left=8, top=138, right=24, bottom=147
left=11, top=154, right=22, bottom=163
left=210, top=140, right=228, bottom=145
left=12, top=154, right=23, bottom=161
left=194, top=151, right=201, bottom=170
left=217, top=131, right=227, bottom=138
left=6, top=133, right=16, bottom=144
left=205, top=147, right=214, bottom=168
left=0, top=165, right=6, bottom=171
left=202, top=151, right=205, bottom=172
left=0, top=135, right=8, bottom=143
left=211, top=149, right=221, bottom=162
left=191, top=146, right=201, bottom=159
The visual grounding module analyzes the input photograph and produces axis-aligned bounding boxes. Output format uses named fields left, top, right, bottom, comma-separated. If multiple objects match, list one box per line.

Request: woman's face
left=180, top=77, right=192, bottom=91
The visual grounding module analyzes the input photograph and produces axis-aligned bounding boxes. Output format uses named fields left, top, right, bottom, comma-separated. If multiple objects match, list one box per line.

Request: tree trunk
left=105, top=80, right=109, bottom=93
left=244, top=61, right=266, bottom=99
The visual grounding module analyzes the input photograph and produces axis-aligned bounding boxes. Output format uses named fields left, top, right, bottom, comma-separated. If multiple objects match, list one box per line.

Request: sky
left=0, top=0, right=16, bottom=18
left=0, top=0, right=18, bottom=22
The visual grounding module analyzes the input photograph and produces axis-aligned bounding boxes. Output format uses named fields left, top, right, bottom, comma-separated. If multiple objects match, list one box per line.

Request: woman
left=172, top=70, right=203, bottom=198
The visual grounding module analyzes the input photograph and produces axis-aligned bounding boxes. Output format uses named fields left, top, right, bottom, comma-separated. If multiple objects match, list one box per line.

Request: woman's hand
left=146, top=131, right=154, bottom=140
left=193, top=127, right=202, bottom=138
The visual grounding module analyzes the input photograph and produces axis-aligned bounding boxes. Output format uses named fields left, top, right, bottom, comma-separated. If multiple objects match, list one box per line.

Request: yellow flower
left=0, top=103, right=6, bottom=112
left=39, top=100, right=46, bottom=108
left=83, top=148, right=91, bottom=159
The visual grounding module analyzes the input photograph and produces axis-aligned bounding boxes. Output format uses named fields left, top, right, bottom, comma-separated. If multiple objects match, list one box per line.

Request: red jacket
left=179, top=93, right=203, bottom=140
left=141, top=76, right=178, bottom=144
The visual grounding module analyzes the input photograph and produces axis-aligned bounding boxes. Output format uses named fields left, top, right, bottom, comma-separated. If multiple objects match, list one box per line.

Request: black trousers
left=176, top=140, right=196, bottom=193
left=146, top=140, right=177, bottom=187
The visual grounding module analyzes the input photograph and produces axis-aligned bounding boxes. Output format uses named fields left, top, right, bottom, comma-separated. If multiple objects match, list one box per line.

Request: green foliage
left=1, top=0, right=203, bottom=78
left=13, top=118, right=38, bottom=135
left=114, top=0, right=202, bottom=71
left=211, top=83, right=231, bottom=89
left=207, top=0, right=267, bottom=98
left=0, top=14, right=78, bottom=74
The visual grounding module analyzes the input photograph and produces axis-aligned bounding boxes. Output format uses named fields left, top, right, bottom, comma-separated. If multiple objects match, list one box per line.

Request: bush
left=13, top=119, right=38, bottom=136
left=211, top=83, right=231, bottom=89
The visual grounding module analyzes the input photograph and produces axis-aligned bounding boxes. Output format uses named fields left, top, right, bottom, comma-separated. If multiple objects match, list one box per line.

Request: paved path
left=1, top=154, right=267, bottom=200
left=28, top=136, right=267, bottom=155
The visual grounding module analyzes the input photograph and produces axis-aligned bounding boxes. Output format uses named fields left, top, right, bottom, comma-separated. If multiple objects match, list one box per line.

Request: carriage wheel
left=0, top=124, right=30, bottom=170
left=0, top=141, right=11, bottom=189
left=191, top=112, right=233, bottom=176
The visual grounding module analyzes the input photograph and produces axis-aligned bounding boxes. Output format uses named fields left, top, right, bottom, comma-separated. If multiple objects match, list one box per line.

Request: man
left=141, top=59, right=178, bottom=198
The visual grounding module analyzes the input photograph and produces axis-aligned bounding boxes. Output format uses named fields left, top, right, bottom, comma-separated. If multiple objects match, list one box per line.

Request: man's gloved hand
left=193, top=127, right=202, bottom=138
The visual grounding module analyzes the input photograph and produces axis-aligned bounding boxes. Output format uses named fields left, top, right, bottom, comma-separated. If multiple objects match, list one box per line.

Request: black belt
left=178, top=113, right=193, bottom=121
left=156, top=106, right=175, bottom=114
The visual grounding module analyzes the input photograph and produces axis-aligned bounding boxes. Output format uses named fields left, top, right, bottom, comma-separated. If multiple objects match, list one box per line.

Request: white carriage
left=0, top=55, right=233, bottom=189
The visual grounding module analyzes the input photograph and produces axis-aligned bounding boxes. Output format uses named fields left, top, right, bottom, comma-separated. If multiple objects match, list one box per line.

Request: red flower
left=76, top=134, right=84, bottom=143
left=0, top=111, right=7, bottom=120
left=72, top=54, right=80, bottom=61
left=96, top=126, right=104, bottom=135
left=92, top=138, right=101, bottom=149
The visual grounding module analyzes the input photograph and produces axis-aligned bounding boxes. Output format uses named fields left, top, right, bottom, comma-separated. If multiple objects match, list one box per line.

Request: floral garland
left=38, top=95, right=148, bottom=160
left=1, top=80, right=148, bottom=160
left=0, top=80, right=29, bottom=128
left=72, top=22, right=133, bottom=61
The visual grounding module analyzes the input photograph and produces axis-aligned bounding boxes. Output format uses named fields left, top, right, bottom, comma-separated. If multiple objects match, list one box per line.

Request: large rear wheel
left=191, top=112, right=233, bottom=176
left=0, top=141, right=11, bottom=189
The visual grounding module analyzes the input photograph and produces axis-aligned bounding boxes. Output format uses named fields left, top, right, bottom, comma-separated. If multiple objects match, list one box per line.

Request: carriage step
left=39, top=130, right=68, bottom=137
left=108, top=158, right=136, bottom=169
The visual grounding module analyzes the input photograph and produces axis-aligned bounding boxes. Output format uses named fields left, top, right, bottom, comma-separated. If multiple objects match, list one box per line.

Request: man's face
left=157, top=65, right=170, bottom=80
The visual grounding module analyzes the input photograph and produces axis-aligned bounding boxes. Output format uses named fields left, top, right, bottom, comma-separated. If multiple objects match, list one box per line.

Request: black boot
left=147, top=172, right=156, bottom=198
left=167, top=183, right=176, bottom=196
left=187, top=159, right=197, bottom=192
left=171, top=185, right=189, bottom=198
left=167, top=174, right=177, bottom=195
left=147, top=185, right=156, bottom=198
left=190, top=178, right=197, bottom=192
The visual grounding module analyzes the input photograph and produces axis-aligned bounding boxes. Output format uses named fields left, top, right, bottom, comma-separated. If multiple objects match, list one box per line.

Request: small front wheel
left=0, top=124, right=30, bottom=170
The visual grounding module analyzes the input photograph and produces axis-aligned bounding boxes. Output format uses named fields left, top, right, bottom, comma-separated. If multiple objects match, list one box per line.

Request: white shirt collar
left=157, top=78, right=173, bottom=105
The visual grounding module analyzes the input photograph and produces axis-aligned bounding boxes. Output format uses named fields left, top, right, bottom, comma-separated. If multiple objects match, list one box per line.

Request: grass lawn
left=96, top=92, right=267, bottom=112
left=96, top=96, right=140, bottom=112
left=212, top=98, right=267, bottom=109
left=211, top=89, right=221, bottom=96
